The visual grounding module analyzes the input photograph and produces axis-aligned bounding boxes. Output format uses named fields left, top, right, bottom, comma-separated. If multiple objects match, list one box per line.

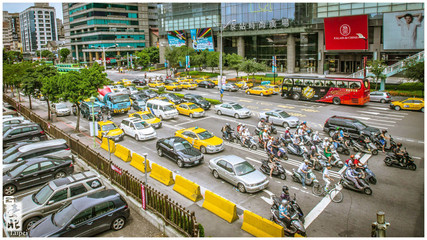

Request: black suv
left=140, top=89, right=158, bottom=99
left=323, top=116, right=380, bottom=139
left=156, top=137, right=204, bottom=167
left=160, top=93, right=183, bottom=105
left=183, top=94, right=211, bottom=110
left=79, top=102, right=103, bottom=120
left=197, top=81, right=215, bottom=89
left=132, top=79, right=147, bottom=86
left=3, top=123, right=47, bottom=149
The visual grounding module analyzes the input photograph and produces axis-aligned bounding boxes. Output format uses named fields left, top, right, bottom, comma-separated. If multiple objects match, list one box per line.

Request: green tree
left=3, top=50, right=23, bottom=63
left=206, top=51, right=220, bottom=73
left=403, top=59, right=424, bottom=83
left=367, top=60, right=387, bottom=90
left=239, top=59, right=267, bottom=85
left=3, top=62, right=33, bottom=101
left=165, top=46, right=179, bottom=68
left=225, top=53, right=243, bottom=77
left=41, top=50, right=54, bottom=59
left=21, top=64, right=57, bottom=109
left=135, top=51, right=150, bottom=68
left=143, top=46, right=160, bottom=63
left=59, top=48, right=71, bottom=63
left=41, top=75, right=62, bottom=120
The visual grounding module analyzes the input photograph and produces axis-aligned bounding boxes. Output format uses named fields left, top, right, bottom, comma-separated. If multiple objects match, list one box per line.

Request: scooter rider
left=394, top=143, right=405, bottom=166
left=262, top=129, right=270, bottom=149
left=312, top=131, right=321, bottom=144
left=332, top=127, right=341, bottom=150
left=237, top=123, right=243, bottom=135
left=379, top=129, right=390, bottom=153
left=284, top=127, right=292, bottom=140
left=324, top=142, right=332, bottom=163
left=345, top=164, right=363, bottom=190
left=242, top=126, right=251, bottom=146
left=345, top=155, right=356, bottom=166
left=297, top=160, right=311, bottom=189
left=257, top=119, right=265, bottom=130
left=222, top=123, right=233, bottom=140
left=280, top=186, right=291, bottom=201
left=279, top=200, right=291, bottom=222
left=322, top=137, right=330, bottom=149
left=268, top=153, right=278, bottom=178
left=323, top=163, right=334, bottom=191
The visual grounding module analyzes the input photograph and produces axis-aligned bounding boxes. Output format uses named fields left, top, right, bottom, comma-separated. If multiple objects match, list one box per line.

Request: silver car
left=214, top=102, right=252, bottom=119
left=259, top=109, right=299, bottom=128
left=370, top=91, right=392, bottom=103
left=208, top=155, right=269, bottom=193
left=126, top=86, right=139, bottom=94
left=51, top=103, right=71, bottom=116
left=222, top=83, right=239, bottom=92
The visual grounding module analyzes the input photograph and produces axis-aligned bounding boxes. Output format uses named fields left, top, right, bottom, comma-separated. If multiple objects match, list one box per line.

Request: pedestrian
left=144, top=72, right=147, bottom=79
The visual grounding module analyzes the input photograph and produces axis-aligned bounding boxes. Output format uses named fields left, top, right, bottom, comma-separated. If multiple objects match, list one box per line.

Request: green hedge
left=188, top=71, right=219, bottom=78
left=381, top=82, right=424, bottom=91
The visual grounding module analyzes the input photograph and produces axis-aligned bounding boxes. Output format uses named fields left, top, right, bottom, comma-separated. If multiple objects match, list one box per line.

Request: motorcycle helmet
left=315, top=131, right=319, bottom=135
left=350, top=154, right=355, bottom=159
left=286, top=127, right=290, bottom=131
left=397, top=142, right=402, bottom=147
left=324, top=137, right=329, bottom=141
left=303, top=121, right=307, bottom=124
left=226, top=123, right=230, bottom=127
left=304, top=159, right=310, bottom=164
left=382, top=129, right=387, bottom=133
left=261, top=119, right=265, bottom=122
left=336, top=127, right=340, bottom=130
left=282, top=186, right=289, bottom=193
left=281, top=199, right=288, bottom=206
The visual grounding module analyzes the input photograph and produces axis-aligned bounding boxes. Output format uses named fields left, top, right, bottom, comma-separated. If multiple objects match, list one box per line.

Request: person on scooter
left=357, top=133, right=371, bottom=149
left=257, top=119, right=265, bottom=131
left=323, top=163, right=334, bottom=192
left=312, top=131, right=321, bottom=144
left=280, top=186, right=291, bottom=201
left=242, top=126, right=251, bottom=146
left=322, top=137, right=330, bottom=150
left=297, top=160, right=311, bottom=189
left=296, top=125, right=304, bottom=136
left=279, top=200, right=291, bottom=222
left=345, top=155, right=356, bottom=166
left=222, top=123, right=233, bottom=140
left=268, top=153, right=278, bottom=178
left=237, top=123, right=242, bottom=135
left=379, top=130, right=390, bottom=153
left=332, top=127, right=341, bottom=150
left=284, top=127, right=292, bottom=140
left=394, top=143, right=406, bottom=166
left=345, top=164, right=363, bottom=190
left=271, top=137, right=280, bottom=156
left=262, top=129, right=270, bottom=149
left=324, top=142, right=332, bottom=164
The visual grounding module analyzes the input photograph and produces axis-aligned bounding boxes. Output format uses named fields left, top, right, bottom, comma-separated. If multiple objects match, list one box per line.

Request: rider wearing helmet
left=222, top=123, right=233, bottom=140
left=322, top=137, right=330, bottom=149
left=257, top=119, right=265, bottom=129
left=346, top=154, right=356, bottom=166
left=323, top=163, right=334, bottom=191
left=312, top=131, right=321, bottom=144
left=379, top=129, right=390, bottom=153
left=262, top=129, right=270, bottom=149
left=297, top=160, right=311, bottom=189
left=345, top=164, right=363, bottom=190
left=236, top=123, right=242, bottom=135
left=280, top=186, right=291, bottom=201
left=279, top=199, right=291, bottom=221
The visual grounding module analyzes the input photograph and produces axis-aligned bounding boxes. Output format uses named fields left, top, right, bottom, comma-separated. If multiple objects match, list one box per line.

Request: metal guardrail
left=3, top=95, right=199, bottom=237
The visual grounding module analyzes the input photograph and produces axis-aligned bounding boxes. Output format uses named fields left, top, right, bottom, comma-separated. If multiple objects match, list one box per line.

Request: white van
left=146, top=100, right=179, bottom=120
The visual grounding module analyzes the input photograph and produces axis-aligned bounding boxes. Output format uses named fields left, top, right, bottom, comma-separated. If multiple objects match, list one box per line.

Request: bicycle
left=312, top=182, right=343, bottom=203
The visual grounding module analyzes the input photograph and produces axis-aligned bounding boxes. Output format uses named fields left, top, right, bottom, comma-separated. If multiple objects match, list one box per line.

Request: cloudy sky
left=3, top=2, right=63, bottom=19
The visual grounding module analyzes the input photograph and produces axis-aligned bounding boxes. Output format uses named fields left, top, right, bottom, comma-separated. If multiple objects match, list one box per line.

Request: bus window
left=337, top=81, right=348, bottom=88
left=349, top=82, right=361, bottom=89
left=304, top=80, right=314, bottom=86
left=295, top=79, right=303, bottom=85
left=284, top=79, right=293, bottom=85
left=326, top=81, right=336, bottom=87
left=314, top=80, right=324, bottom=87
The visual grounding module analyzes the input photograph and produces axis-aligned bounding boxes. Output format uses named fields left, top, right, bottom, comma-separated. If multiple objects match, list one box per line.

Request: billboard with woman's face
left=383, top=10, right=424, bottom=50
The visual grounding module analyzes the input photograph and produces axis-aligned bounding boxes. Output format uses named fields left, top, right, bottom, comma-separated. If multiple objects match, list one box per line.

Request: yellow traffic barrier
left=173, top=175, right=203, bottom=202
left=130, top=153, right=151, bottom=173
left=149, top=163, right=175, bottom=186
left=114, top=144, right=131, bottom=162
left=241, top=210, right=284, bottom=237
left=202, top=190, right=238, bottom=223
left=100, top=137, right=116, bottom=153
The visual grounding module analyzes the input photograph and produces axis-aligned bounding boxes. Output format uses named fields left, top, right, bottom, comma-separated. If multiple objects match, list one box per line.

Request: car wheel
left=205, top=86, right=208, bottom=89
left=135, top=135, right=140, bottom=141
left=394, top=106, right=401, bottom=111
left=234, top=113, right=240, bottom=119
left=333, top=97, right=341, bottom=105
left=190, top=113, right=193, bottom=118
left=200, top=146, right=207, bottom=154
left=292, top=93, right=300, bottom=100
left=238, top=183, right=246, bottom=193
left=157, top=148, right=163, bottom=157
left=177, top=160, right=184, bottom=168
left=111, top=217, right=126, bottom=231
left=159, top=115, right=163, bottom=121
left=217, top=110, right=222, bottom=115
left=282, top=122, right=289, bottom=128
left=380, top=99, right=386, bottom=103
left=421, top=107, right=424, bottom=113
left=246, top=91, right=250, bottom=95
left=260, top=93, right=264, bottom=96
left=54, top=171, right=66, bottom=179
left=4, top=185, right=16, bottom=196
left=213, top=170, right=220, bottom=179
left=24, top=217, right=41, bottom=231
left=31, top=136, right=41, bottom=141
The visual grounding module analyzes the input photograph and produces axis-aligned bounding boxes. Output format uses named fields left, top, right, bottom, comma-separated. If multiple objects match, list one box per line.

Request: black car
left=140, top=89, right=159, bottom=99
left=183, top=94, right=211, bottom=110
left=79, top=102, right=103, bottom=120
left=132, top=79, right=147, bottom=86
left=3, top=123, right=47, bottom=149
left=197, top=81, right=215, bottom=89
left=323, top=116, right=380, bottom=139
left=3, top=156, right=74, bottom=196
left=156, top=137, right=204, bottom=168
left=28, top=189, right=130, bottom=237
left=164, top=79, right=178, bottom=85
left=160, top=93, right=183, bottom=105
left=130, top=92, right=149, bottom=102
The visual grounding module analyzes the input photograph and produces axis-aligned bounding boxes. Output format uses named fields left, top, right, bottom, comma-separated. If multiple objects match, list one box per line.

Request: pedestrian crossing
left=346, top=106, right=408, bottom=130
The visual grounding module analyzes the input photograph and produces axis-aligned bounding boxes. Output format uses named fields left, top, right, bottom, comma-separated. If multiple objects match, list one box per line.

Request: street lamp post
left=90, top=96, right=96, bottom=148
left=93, top=44, right=118, bottom=70
left=356, top=33, right=368, bottom=78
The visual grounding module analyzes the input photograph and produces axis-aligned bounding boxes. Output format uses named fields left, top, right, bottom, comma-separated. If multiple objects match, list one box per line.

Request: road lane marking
left=238, top=99, right=253, bottom=103
left=413, top=156, right=421, bottom=159
left=175, top=116, right=211, bottom=126
left=302, top=108, right=319, bottom=112
left=278, top=105, right=295, bottom=109
left=245, top=157, right=261, bottom=164
left=260, top=196, right=274, bottom=205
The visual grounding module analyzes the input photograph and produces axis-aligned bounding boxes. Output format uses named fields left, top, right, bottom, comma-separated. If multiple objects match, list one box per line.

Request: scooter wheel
left=337, top=163, right=344, bottom=168
left=372, top=149, right=378, bottom=155
left=409, top=164, right=417, bottom=171
left=280, top=173, right=286, bottom=180
left=369, top=177, right=377, bottom=185
left=364, top=187, right=373, bottom=195
left=251, top=145, right=257, bottom=150
left=282, top=156, right=288, bottom=160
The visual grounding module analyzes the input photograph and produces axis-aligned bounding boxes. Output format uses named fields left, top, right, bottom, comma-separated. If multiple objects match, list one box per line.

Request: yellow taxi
left=183, top=77, right=193, bottom=82
left=176, top=78, right=187, bottom=83
left=390, top=97, right=424, bottom=112
left=116, top=79, right=132, bottom=86
left=129, top=111, right=162, bottom=128
left=175, top=127, right=224, bottom=154
left=245, top=86, right=274, bottom=96
left=235, top=81, right=254, bottom=89
left=149, top=96, right=174, bottom=105
left=148, top=81, right=165, bottom=88
left=211, top=79, right=219, bottom=85
left=164, top=83, right=182, bottom=91
left=264, top=84, right=281, bottom=94
left=180, top=81, right=198, bottom=90
left=195, top=77, right=209, bottom=83
left=97, top=120, right=124, bottom=141
left=176, top=103, right=205, bottom=118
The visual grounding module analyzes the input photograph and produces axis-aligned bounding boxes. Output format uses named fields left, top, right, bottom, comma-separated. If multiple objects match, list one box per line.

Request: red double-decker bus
left=280, top=76, right=370, bottom=105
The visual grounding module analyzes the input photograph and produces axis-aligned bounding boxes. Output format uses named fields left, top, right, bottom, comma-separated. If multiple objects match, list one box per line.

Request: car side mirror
left=47, top=200, right=54, bottom=205
left=68, top=224, right=76, bottom=229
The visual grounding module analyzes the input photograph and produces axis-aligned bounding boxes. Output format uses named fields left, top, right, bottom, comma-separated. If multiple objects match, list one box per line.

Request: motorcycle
left=287, top=141, right=308, bottom=158
left=270, top=206, right=306, bottom=237
left=291, top=168, right=318, bottom=186
left=384, top=149, right=416, bottom=171
left=272, top=193, right=304, bottom=222
left=222, top=129, right=237, bottom=143
left=330, top=148, right=344, bottom=168
left=350, top=138, right=378, bottom=155
left=334, top=140, right=351, bottom=155
left=340, top=174, right=372, bottom=195
left=260, top=159, right=287, bottom=180
left=373, top=134, right=397, bottom=152
left=310, top=156, right=326, bottom=171
left=254, top=124, right=277, bottom=136
left=236, top=136, right=258, bottom=150
left=355, top=165, right=377, bottom=184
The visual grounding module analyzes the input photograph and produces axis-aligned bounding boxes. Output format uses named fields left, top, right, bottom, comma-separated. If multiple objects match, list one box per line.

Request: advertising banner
left=167, top=30, right=186, bottom=47
left=324, top=15, right=368, bottom=50
left=190, top=28, right=215, bottom=51
left=383, top=10, right=424, bottom=49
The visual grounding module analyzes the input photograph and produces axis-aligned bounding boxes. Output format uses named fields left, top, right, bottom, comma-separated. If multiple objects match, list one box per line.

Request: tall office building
left=19, top=3, right=58, bottom=53
left=3, top=11, right=21, bottom=51
left=56, top=18, right=65, bottom=41
left=62, top=3, right=150, bottom=62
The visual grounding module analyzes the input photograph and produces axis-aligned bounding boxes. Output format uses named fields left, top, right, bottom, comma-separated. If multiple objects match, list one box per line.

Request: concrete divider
left=241, top=210, right=284, bottom=237
left=114, top=144, right=132, bottom=162
left=173, top=175, right=203, bottom=202
left=130, top=153, right=151, bottom=173
left=149, top=163, right=175, bottom=186
left=100, top=137, right=116, bottom=153
left=202, top=190, right=238, bottom=223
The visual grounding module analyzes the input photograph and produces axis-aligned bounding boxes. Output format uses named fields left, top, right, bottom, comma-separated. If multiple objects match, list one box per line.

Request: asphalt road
left=8, top=69, right=424, bottom=237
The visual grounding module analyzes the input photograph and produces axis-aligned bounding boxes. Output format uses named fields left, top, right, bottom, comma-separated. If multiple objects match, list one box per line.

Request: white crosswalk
left=346, top=107, right=408, bottom=130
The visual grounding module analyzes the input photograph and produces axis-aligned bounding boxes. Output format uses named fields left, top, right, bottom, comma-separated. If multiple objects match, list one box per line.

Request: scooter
left=291, top=168, right=318, bottom=186
left=270, top=207, right=306, bottom=237
left=310, top=156, right=326, bottom=171
left=287, top=141, right=307, bottom=157
left=254, top=124, right=277, bottom=136
left=272, top=193, right=304, bottom=222
left=334, top=141, right=351, bottom=155
left=329, top=148, right=344, bottom=168
left=260, top=159, right=287, bottom=180
left=221, top=129, right=237, bottom=143
left=340, top=174, right=372, bottom=195
left=384, top=149, right=416, bottom=171
left=350, top=138, right=378, bottom=155
left=237, top=136, right=258, bottom=150
left=373, top=134, right=397, bottom=152
left=356, top=165, right=377, bottom=184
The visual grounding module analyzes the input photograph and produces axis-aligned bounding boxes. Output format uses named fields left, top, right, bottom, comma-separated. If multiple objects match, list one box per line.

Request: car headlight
left=207, top=145, right=215, bottom=149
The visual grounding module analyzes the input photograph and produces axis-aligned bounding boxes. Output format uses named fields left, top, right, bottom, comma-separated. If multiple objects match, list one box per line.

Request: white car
left=214, top=102, right=252, bottom=119
left=51, top=103, right=71, bottom=116
left=120, top=117, right=156, bottom=141
left=108, top=85, right=128, bottom=93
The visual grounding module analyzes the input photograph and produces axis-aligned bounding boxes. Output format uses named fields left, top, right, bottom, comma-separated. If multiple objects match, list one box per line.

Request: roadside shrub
left=198, top=224, right=205, bottom=237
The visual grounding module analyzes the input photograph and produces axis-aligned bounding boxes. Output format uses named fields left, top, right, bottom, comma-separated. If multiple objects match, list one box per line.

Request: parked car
left=96, top=121, right=124, bottom=141
left=18, top=171, right=105, bottom=231
left=28, top=189, right=130, bottom=237
left=183, top=94, right=211, bottom=110
left=3, top=117, right=32, bottom=127
left=156, top=137, right=204, bottom=167
left=208, top=155, right=269, bottom=193
left=3, top=139, right=72, bottom=173
left=390, top=97, right=424, bottom=112
left=132, top=79, right=147, bottom=86
left=214, top=102, right=252, bottom=119
left=323, top=115, right=380, bottom=139
left=129, top=111, right=162, bottom=129
left=78, top=101, right=103, bottom=120
left=197, top=81, right=215, bottom=89
left=51, top=103, right=71, bottom=116
left=222, top=83, right=239, bottom=92
left=3, top=141, right=34, bottom=158
left=3, top=123, right=47, bottom=149
left=259, top=109, right=299, bottom=128
left=164, top=79, right=178, bottom=85
left=160, top=93, right=183, bottom=105
left=126, top=86, right=139, bottom=95
left=139, top=89, right=158, bottom=99
left=370, top=91, right=392, bottom=103
left=109, top=85, right=128, bottom=93
left=3, top=156, right=74, bottom=196
left=130, top=92, right=149, bottom=102
left=120, top=117, right=156, bottom=141
left=175, top=127, right=224, bottom=154
left=176, top=103, right=205, bottom=118
left=132, top=99, right=146, bottom=111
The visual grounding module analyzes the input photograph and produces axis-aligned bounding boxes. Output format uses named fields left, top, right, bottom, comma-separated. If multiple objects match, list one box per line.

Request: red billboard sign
left=324, top=15, right=368, bottom=50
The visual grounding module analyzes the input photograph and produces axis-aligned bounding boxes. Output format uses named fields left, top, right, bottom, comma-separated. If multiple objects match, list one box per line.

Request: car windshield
left=174, top=142, right=192, bottom=151
left=111, top=94, right=130, bottom=103
left=194, top=95, right=203, bottom=100
left=134, top=121, right=149, bottom=129
left=134, top=94, right=145, bottom=100
left=234, top=161, right=256, bottom=176
left=163, top=105, right=175, bottom=111
left=3, top=144, right=22, bottom=157
left=231, top=84, right=238, bottom=87
left=56, top=103, right=67, bottom=109
left=3, top=151, right=21, bottom=164
left=197, top=131, right=214, bottom=140
left=8, top=162, right=27, bottom=177
left=278, top=111, right=290, bottom=118
left=145, top=90, right=155, bottom=95
left=188, top=104, right=200, bottom=110
left=101, top=123, right=117, bottom=131
left=232, top=104, right=243, bottom=110
left=168, top=94, right=180, bottom=100
left=141, top=113, right=155, bottom=120
left=53, top=204, right=79, bottom=227
left=33, top=185, right=54, bottom=205
left=353, top=121, right=367, bottom=130
left=137, top=101, right=146, bottom=107
left=128, top=86, right=136, bottom=90
left=3, top=126, right=12, bottom=132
